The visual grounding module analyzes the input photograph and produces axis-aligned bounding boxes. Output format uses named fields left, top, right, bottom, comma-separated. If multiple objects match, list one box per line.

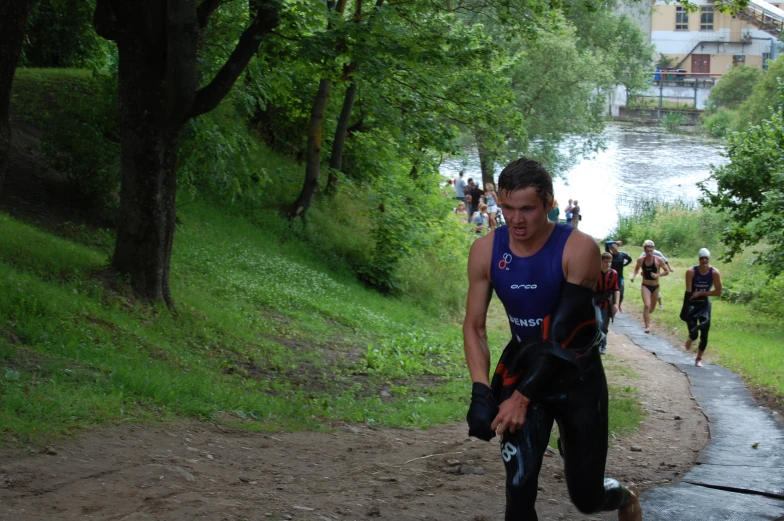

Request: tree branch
left=94, top=0, right=121, bottom=41
left=197, top=0, right=224, bottom=28
left=187, top=1, right=280, bottom=120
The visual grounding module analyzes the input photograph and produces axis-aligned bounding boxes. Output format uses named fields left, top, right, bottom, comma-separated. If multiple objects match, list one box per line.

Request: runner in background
left=596, top=252, right=620, bottom=354
left=681, top=248, right=722, bottom=368
left=604, top=240, right=633, bottom=313
left=630, top=240, right=671, bottom=334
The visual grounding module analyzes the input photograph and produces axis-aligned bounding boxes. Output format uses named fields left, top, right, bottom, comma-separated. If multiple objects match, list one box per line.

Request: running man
left=596, top=252, right=620, bottom=354
left=681, top=248, right=722, bottom=368
left=630, top=240, right=671, bottom=334
left=605, top=240, right=633, bottom=313
left=463, top=157, right=641, bottom=521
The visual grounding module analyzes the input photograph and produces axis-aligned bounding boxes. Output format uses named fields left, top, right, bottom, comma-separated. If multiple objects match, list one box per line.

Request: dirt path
left=0, top=327, right=707, bottom=521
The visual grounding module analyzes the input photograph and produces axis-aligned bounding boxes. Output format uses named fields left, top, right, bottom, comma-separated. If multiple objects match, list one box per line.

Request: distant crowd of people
left=447, top=171, right=584, bottom=234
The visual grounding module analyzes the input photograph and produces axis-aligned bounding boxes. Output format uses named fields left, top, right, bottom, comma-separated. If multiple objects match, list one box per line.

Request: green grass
left=0, top=207, right=648, bottom=446
left=626, top=257, right=784, bottom=395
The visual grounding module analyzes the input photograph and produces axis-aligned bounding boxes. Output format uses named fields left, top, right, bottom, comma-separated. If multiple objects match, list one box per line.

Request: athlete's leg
left=598, top=307, right=610, bottom=354
left=695, top=313, right=711, bottom=368
left=648, top=287, right=659, bottom=316
left=557, top=356, right=639, bottom=515
left=618, top=278, right=625, bottom=313
left=641, top=286, right=652, bottom=332
left=501, top=401, right=555, bottom=521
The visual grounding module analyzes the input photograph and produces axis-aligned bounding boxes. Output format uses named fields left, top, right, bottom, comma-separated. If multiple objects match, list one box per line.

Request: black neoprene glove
left=466, top=382, right=498, bottom=441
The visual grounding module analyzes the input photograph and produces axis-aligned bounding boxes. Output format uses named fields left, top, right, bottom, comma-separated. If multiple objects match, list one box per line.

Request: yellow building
left=651, top=0, right=782, bottom=75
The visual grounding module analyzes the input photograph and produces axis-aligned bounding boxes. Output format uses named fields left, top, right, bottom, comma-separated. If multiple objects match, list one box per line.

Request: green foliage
left=656, top=54, right=674, bottom=70
left=705, top=65, right=762, bottom=111
left=700, top=108, right=784, bottom=277
left=701, top=108, right=736, bottom=138
left=22, top=0, right=113, bottom=69
left=659, top=111, right=687, bottom=130
left=12, top=69, right=120, bottom=220
left=735, top=55, right=784, bottom=130
left=610, top=197, right=727, bottom=258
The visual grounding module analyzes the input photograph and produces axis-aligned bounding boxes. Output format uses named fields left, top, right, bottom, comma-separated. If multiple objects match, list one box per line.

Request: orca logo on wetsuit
left=510, top=284, right=537, bottom=290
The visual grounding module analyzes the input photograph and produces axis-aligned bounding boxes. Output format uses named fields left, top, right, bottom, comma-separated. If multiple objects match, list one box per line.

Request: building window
left=763, top=52, right=772, bottom=69
left=676, top=7, right=689, bottom=30
left=701, top=6, right=714, bottom=30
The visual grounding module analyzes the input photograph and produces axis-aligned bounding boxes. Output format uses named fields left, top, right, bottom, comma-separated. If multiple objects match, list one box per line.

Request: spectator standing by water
left=605, top=240, right=633, bottom=313
left=454, top=202, right=469, bottom=223
left=485, top=182, right=500, bottom=231
left=570, top=200, right=581, bottom=228
left=548, top=197, right=561, bottom=223
left=565, top=198, right=574, bottom=224
left=468, top=179, right=484, bottom=223
left=454, top=171, right=467, bottom=202
left=471, top=203, right=489, bottom=235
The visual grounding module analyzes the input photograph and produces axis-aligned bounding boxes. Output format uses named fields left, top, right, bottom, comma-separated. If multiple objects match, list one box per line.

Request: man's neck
left=698, top=265, right=711, bottom=274
left=507, top=221, right=554, bottom=257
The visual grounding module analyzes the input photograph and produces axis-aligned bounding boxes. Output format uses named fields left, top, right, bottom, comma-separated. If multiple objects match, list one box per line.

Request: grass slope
left=0, top=206, right=643, bottom=445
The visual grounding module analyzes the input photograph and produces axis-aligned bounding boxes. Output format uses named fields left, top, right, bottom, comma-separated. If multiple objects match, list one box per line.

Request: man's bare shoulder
left=564, top=228, right=600, bottom=257
left=468, top=231, right=495, bottom=278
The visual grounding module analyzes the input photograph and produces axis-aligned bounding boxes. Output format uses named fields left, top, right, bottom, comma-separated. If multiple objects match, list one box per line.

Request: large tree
left=700, top=106, right=784, bottom=277
left=94, top=0, right=280, bottom=305
left=0, top=0, right=39, bottom=196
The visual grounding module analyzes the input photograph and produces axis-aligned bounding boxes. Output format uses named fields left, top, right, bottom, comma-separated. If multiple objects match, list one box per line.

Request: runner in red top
left=595, top=252, right=620, bottom=354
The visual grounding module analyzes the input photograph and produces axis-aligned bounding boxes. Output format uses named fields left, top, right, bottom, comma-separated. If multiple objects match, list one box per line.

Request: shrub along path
left=0, top=327, right=705, bottom=520
left=605, top=313, right=784, bottom=521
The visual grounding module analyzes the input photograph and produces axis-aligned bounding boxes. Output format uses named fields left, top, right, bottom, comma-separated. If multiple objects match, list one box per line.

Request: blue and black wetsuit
left=489, top=224, right=634, bottom=521
left=681, top=266, right=714, bottom=351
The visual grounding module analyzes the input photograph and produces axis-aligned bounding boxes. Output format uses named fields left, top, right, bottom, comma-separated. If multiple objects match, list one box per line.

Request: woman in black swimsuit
left=630, top=240, right=671, bottom=333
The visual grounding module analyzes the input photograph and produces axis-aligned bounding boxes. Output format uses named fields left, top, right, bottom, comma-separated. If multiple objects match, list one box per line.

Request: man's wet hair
left=497, top=157, right=554, bottom=206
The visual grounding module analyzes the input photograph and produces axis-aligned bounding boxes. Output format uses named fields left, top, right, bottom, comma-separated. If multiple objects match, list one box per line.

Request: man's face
left=609, top=244, right=619, bottom=255
left=500, top=187, right=549, bottom=243
left=602, top=258, right=612, bottom=271
left=699, top=255, right=710, bottom=267
left=644, top=246, right=654, bottom=257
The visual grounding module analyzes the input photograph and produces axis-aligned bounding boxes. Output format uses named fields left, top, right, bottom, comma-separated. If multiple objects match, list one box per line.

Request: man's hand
left=491, top=390, right=530, bottom=436
left=613, top=304, right=619, bottom=316
left=466, top=383, right=498, bottom=441
left=690, top=292, right=704, bottom=300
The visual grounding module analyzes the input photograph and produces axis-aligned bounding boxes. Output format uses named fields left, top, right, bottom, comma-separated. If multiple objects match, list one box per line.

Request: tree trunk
left=0, top=0, right=38, bottom=196
left=477, top=137, right=495, bottom=187
left=108, top=6, right=197, bottom=306
left=288, top=0, right=348, bottom=218
left=325, top=81, right=357, bottom=196
left=94, top=0, right=279, bottom=306
left=289, top=78, right=332, bottom=218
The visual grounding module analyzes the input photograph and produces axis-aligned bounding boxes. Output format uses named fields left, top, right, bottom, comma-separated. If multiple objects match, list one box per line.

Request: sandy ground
left=0, top=327, right=708, bottom=521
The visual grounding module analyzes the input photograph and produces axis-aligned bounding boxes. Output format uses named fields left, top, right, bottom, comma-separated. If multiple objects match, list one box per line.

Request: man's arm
left=564, top=231, right=601, bottom=288
left=710, top=269, right=723, bottom=297
left=685, top=267, right=694, bottom=292
left=655, top=257, right=671, bottom=277
left=630, top=257, right=643, bottom=282
left=623, top=252, right=633, bottom=267
left=463, top=235, right=494, bottom=386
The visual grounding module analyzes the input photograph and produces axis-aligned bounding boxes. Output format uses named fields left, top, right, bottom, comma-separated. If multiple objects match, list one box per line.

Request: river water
left=440, top=123, right=727, bottom=238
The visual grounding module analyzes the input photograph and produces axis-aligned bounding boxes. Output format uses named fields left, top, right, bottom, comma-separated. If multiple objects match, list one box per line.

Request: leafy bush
left=701, top=108, right=736, bottom=138
left=609, top=197, right=727, bottom=258
left=659, top=111, right=687, bottom=130
left=14, top=70, right=121, bottom=220
left=705, top=65, right=762, bottom=111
